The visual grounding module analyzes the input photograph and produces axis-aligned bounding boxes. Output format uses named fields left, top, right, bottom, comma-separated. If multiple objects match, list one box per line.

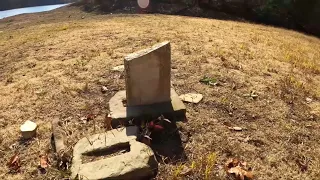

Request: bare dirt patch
left=0, top=6, right=319, bottom=180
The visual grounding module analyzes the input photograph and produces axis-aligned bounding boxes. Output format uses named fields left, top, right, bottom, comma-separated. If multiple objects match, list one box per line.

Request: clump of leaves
left=199, top=76, right=218, bottom=86
left=38, top=154, right=49, bottom=174
left=225, top=158, right=253, bottom=180
left=7, top=154, right=21, bottom=173
left=140, top=115, right=171, bottom=145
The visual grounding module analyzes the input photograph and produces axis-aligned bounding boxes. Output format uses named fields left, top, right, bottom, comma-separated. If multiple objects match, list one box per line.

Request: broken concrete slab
left=179, top=93, right=203, bottom=103
left=125, top=41, right=171, bottom=106
left=109, top=88, right=186, bottom=121
left=71, top=126, right=157, bottom=180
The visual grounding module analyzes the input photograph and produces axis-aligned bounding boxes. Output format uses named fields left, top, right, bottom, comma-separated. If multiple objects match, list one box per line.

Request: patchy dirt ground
left=0, top=5, right=320, bottom=180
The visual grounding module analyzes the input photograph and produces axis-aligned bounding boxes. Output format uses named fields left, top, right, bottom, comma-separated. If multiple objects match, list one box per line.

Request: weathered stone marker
left=71, top=126, right=157, bottom=180
left=109, top=41, right=186, bottom=121
left=125, top=41, right=171, bottom=106
left=72, top=42, right=186, bottom=179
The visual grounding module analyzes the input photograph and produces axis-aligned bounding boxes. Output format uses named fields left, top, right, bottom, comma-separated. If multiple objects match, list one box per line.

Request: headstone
left=108, top=41, right=186, bottom=122
left=125, top=41, right=171, bottom=106
left=71, top=126, right=157, bottom=180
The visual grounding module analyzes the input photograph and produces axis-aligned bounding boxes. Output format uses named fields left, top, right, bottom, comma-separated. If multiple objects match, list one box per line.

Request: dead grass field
left=0, top=6, right=320, bottom=180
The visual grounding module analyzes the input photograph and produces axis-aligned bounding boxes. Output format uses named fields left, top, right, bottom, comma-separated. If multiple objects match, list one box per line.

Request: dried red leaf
left=225, top=158, right=253, bottom=180
left=104, top=115, right=112, bottom=130
left=148, top=121, right=155, bottom=128
left=153, top=124, right=164, bottom=131
left=86, top=114, right=95, bottom=121
left=7, top=154, right=21, bottom=172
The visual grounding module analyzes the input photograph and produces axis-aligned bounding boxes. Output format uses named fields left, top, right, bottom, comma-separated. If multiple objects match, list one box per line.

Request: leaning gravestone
left=109, top=41, right=186, bottom=121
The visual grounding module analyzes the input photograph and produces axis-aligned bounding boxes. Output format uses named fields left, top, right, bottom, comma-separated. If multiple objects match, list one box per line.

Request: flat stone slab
left=109, top=88, right=186, bottom=120
left=71, top=126, right=157, bottom=180
left=179, top=93, right=203, bottom=103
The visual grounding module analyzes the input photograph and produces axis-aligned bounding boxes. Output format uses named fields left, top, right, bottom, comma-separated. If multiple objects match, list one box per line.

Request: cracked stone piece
left=71, top=126, right=158, bottom=180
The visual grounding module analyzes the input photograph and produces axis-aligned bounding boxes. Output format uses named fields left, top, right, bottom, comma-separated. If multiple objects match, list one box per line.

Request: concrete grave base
left=109, top=88, right=186, bottom=123
left=71, top=126, right=158, bottom=180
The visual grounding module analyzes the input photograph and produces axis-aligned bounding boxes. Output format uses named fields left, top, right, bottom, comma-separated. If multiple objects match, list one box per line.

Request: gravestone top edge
left=124, top=41, right=170, bottom=62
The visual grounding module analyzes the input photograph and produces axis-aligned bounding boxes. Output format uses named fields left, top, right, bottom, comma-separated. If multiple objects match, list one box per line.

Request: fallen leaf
left=104, top=115, right=112, bottom=130
left=86, top=114, right=95, bottom=121
left=296, top=158, right=308, bottom=172
left=39, top=155, right=49, bottom=169
left=7, top=154, right=21, bottom=172
left=153, top=124, right=164, bottom=131
left=199, top=76, right=218, bottom=86
left=180, top=165, right=192, bottom=176
left=225, top=158, right=253, bottom=180
left=228, top=166, right=245, bottom=180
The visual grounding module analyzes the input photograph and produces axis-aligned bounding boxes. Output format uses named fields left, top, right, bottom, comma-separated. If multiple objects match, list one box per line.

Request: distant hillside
left=0, top=0, right=75, bottom=11
left=78, top=0, right=320, bottom=37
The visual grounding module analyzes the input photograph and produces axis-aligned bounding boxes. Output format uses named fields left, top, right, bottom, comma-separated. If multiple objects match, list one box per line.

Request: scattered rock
left=228, top=127, right=243, bottom=131
left=179, top=93, right=203, bottom=103
left=101, top=86, right=108, bottom=93
left=111, top=65, right=125, bottom=72
left=306, top=97, right=312, bottom=104
left=20, top=120, right=37, bottom=139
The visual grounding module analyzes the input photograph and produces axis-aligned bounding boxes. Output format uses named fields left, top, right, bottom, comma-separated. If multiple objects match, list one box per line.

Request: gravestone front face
left=125, top=41, right=171, bottom=106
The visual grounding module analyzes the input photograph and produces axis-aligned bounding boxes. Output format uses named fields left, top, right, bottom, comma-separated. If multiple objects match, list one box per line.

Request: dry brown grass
left=0, top=6, right=319, bottom=180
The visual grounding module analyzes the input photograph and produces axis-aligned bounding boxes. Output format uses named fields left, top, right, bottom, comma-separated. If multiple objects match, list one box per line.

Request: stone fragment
left=179, top=93, right=203, bottom=103
left=112, top=65, right=125, bottom=72
left=71, top=126, right=157, bottom=180
left=20, top=120, right=37, bottom=139
left=101, top=86, right=108, bottom=93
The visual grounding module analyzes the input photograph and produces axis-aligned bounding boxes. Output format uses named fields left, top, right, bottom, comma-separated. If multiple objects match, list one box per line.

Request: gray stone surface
left=124, top=41, right=171, bottom=106
left=109, top=88, right=186, bottom=120
left=71, top=126, right=157, bottom=180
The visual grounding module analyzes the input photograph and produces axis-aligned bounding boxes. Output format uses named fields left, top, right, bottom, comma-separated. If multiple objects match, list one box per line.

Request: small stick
left=51, top=117, right=71, bottom=169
